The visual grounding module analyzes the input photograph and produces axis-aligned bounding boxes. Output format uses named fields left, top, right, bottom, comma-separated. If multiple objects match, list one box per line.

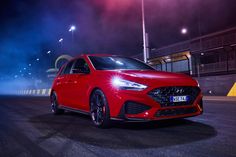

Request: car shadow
left=29, top=112, right=217, bottom=149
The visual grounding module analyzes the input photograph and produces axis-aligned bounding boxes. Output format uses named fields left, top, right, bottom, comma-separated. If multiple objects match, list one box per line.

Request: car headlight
left=112, top=77, right=147, bottom=91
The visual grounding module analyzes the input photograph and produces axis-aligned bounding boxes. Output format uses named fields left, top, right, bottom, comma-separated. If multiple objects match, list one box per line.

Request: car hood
left=119, top=70, right=189, bottom=79
left=102, top=70, right=197, bottom=87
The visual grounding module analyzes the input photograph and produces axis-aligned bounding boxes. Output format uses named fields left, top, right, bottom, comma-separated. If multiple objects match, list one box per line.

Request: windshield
left=89, top=56, right=155, bottom=70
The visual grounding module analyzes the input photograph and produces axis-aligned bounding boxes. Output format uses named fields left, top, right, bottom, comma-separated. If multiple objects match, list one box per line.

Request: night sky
left=0, top=0, right=236, bottom=92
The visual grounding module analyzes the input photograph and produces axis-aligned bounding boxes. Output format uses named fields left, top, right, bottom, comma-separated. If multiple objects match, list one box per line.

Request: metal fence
left=199, top=60, right=236, bottom=74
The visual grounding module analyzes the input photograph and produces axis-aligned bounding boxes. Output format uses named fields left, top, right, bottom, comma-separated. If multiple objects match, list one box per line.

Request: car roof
left=76, top=54, right=126, bottom=58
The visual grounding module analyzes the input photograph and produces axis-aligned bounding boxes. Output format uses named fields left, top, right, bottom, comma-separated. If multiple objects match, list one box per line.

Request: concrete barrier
left=18, top=89, right=51, bottom=96
left=18, top=84, right=236, bottom=97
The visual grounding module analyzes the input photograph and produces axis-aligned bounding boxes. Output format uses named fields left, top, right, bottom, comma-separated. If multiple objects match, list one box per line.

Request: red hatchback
left=51, top=54, right=203, bottom=128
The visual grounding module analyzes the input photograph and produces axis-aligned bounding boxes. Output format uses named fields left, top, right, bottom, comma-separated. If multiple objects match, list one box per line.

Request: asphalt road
left=0, top=96, right=235, bottom=157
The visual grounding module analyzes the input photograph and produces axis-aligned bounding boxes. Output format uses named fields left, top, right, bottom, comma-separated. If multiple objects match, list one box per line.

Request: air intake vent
left=156, top=107, right=197, bottom=117
left=124, top=101, right=151, bottom=114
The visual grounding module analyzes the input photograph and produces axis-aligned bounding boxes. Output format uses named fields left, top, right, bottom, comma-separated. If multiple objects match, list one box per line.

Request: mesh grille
left=124, top=101, right=151, bottom=114
left=148, top=86, right=200, bottom=107
left=156, top=107, right=197, bottom=117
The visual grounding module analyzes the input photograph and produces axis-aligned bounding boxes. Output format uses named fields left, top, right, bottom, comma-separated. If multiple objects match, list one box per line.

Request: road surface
left=0, top=96, right=235, bottom=157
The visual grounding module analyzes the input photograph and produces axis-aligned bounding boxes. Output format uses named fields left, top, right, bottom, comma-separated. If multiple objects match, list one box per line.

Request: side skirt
left=60, top=105, right=90, bottom=115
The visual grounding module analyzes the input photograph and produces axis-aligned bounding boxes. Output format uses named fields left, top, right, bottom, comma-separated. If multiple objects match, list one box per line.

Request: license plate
left=170, top=96, right=189, bottom=102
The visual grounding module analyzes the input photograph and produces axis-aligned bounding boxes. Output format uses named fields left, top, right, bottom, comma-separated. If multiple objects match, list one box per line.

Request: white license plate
left=170, top=96, right=189, bottom=102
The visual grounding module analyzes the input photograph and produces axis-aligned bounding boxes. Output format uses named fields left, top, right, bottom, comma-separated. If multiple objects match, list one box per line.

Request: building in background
left=134, top=27, right=236, bottom=96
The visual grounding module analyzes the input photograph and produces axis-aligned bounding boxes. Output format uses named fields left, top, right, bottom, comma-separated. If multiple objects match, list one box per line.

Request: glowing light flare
left=69, top=25, right=76, bottom=32
left=187, top=54, right=191, bottom=58
left=112, top=77, right=126, bottom=87
left=59, top=38, right=63, bottom=42
left=115, top=60, right=124, bottom=65
left=166, top=58, right=171, bottom=62
left=181, top=28, right=188, bottom=34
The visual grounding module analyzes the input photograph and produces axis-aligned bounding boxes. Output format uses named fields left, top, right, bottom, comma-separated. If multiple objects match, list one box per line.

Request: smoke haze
left=0, top=0, right=236, bottom=94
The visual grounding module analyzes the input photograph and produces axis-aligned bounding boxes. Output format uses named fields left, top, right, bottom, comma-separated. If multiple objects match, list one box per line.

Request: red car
left=50, top=54, right=203, bottom=128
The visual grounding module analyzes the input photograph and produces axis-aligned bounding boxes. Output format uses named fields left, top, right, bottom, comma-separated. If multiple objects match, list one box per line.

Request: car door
left=69, top=58, right=91, bottom=110
left=53, top=65, right=67, bottom=105
left=60, top=60, right=75, bottom=107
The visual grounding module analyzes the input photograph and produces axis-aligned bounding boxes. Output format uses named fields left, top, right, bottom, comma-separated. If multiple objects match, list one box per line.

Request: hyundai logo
left=176, top=88, right=184, bottom=94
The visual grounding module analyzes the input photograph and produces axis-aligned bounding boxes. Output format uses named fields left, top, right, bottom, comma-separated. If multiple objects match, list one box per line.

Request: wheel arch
left=88, top=87, right=110, bottom=107
left=50, top=89, right=55, bottom=97
left=89, top=87, right=101, bottom=105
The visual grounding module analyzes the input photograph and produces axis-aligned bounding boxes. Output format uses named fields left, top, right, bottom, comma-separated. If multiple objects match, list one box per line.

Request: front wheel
left=90, top=89, right=111, bottom=128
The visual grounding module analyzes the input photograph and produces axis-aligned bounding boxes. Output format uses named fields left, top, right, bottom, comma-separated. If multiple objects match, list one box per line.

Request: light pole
left=142, top=0, right=148, bottom=63
left=180, top=27, right=192, bottom=75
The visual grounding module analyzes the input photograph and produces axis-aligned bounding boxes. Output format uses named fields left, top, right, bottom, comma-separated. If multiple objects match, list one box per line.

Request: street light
left=47, top=51, right=51, bottom=54
left=69, top=25, right=76, bottom=43
left=69, top=25, right=76, bottom=32
left=181, top=27, right=188, bottom=35
left=59, top=38, right=63, bottom=43
left=69, top=25, right=76, bottom=50
left=36, top=58, right=40, bottom=61
left=59, top=38, right=63, bottom=48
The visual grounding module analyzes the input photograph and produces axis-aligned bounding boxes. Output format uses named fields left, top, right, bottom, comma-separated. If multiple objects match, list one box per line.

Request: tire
left=90, top=89, right=111, bottom=128
left=51, top=92, right=64, bottom=115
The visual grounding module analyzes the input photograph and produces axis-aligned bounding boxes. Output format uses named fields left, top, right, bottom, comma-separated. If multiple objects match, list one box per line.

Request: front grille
left=124, top=101, right=151, bottom=114
left=156, top=107, right=197, bottom=117
left=148, top=86, right=200, bottom=107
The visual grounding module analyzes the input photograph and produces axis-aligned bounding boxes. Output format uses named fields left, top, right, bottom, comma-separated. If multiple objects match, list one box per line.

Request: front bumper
left=106, top=86, right=203, bottom=121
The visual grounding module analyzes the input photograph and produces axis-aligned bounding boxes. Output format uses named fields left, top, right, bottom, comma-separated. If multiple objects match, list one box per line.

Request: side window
left=63, top=61, right=74, bottom=75
left=72, top=58, right=90, bottom=74
left=57, top=65, right=66, bottom=76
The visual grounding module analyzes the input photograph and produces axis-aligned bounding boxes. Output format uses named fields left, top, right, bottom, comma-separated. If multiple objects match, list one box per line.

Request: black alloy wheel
left=90, top=89, right=111, bottom=128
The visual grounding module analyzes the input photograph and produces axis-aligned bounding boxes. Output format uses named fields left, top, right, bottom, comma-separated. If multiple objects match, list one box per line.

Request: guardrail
left=17, top=89, right=51, bottom=96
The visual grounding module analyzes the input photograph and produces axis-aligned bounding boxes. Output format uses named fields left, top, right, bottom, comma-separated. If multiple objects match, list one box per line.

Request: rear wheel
left=90, top=89, right=111, bottom=128
left=51, top=92, right=64, bottom=115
